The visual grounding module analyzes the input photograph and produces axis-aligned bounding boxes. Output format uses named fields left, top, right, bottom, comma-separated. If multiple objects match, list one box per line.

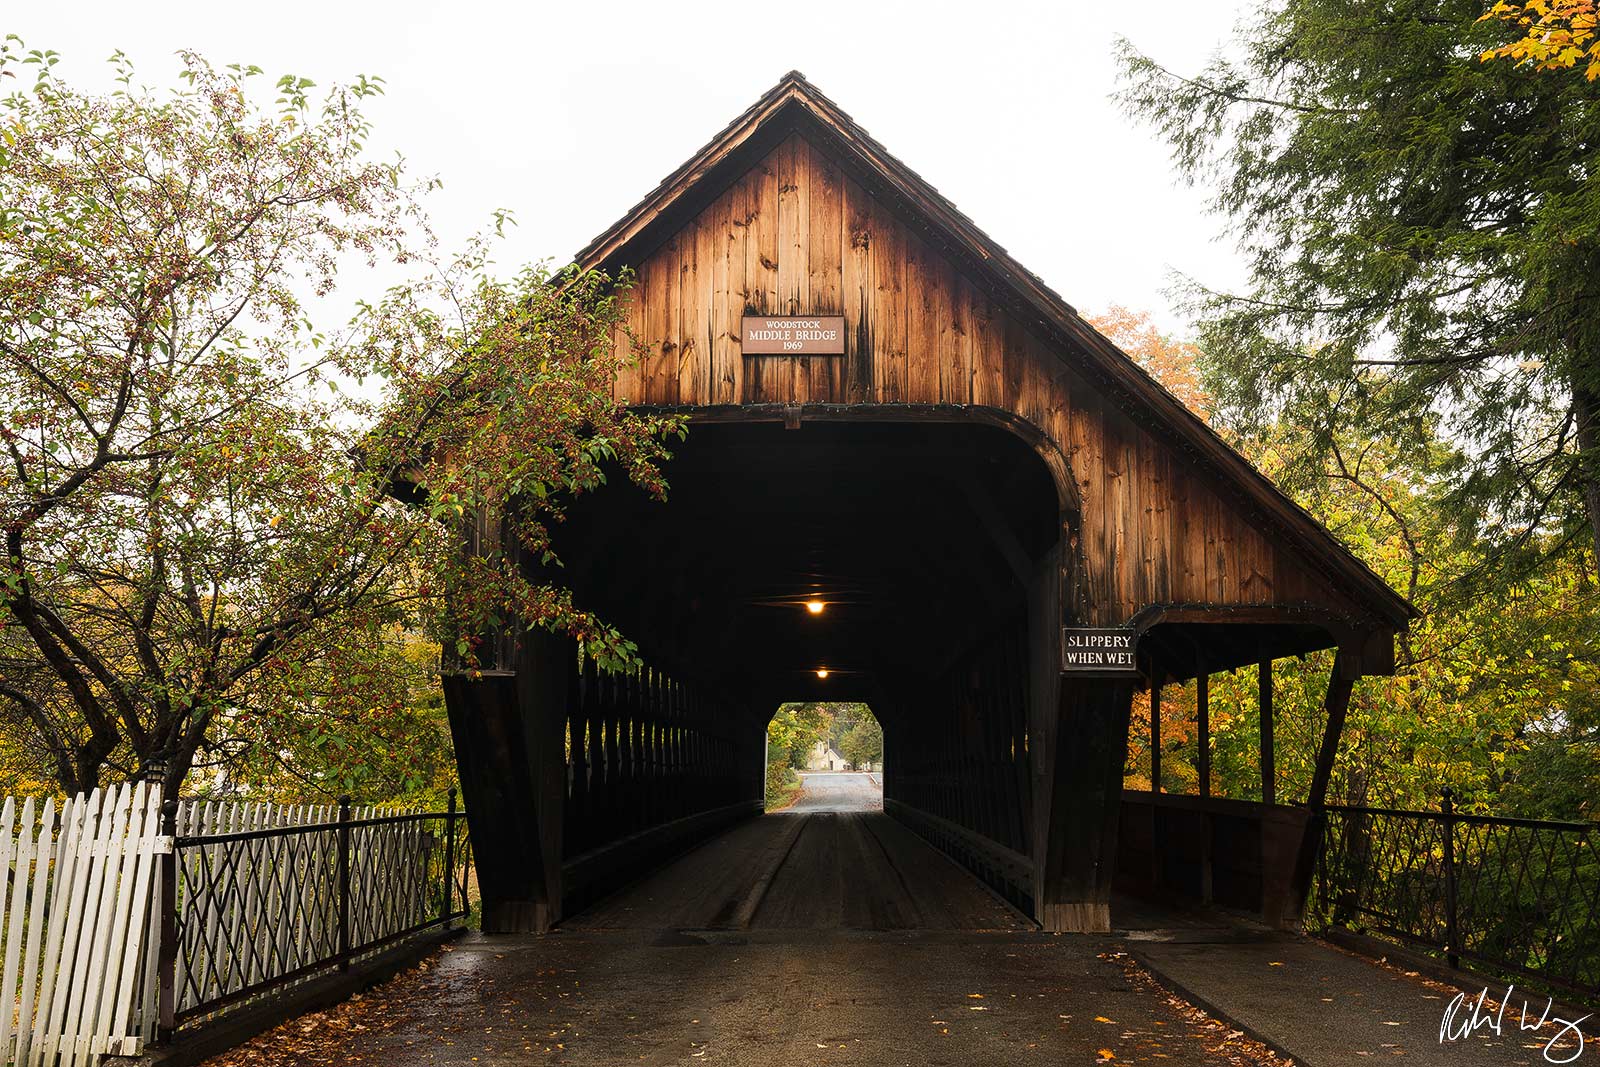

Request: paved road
left=783, top=771, right=882, bottom=814
left=204, top=807, right=1289, bottom=1065
left=208, top=929, right=1274, bottom=1066
left=206, top=790, right=1584, bottom=1066
left=570, top=810, right=1022, bottom=931
left=1136, top=934, right=1597, bottom=1066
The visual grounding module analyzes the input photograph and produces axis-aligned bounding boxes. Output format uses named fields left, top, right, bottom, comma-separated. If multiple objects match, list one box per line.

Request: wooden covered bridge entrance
left=443, top=73, right=1414, bottom=936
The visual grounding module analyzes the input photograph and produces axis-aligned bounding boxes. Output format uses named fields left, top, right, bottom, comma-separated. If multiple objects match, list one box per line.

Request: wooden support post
left=1148, top=669, right=1163, bottom=891
left=336, top=795, right=351, bottom=971
left=1259, top=658, right=1275, bottom=806
left=1149, top=669, right=1162, bottom=794
left=1286, top=650, right=1359, bottom=918
left=1307, top=650, right=1356, bottom=810
left=441, top=628, right=571, bottom=934
left=1036, top=676, right=1136, bottom=933
left=1195, top=670, right=1212, bottom=904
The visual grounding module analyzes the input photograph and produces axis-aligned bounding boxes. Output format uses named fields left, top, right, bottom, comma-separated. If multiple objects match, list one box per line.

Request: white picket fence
left=0, top=784, right=163, bottom=1067
left=0, top=788, right=464, bottom=1067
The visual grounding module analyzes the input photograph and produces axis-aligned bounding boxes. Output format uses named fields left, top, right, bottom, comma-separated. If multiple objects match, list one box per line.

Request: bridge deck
left=567, top=806, right=1030, bottom=932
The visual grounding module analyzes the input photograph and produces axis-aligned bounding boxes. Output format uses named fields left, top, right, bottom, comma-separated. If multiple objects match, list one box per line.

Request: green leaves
left=274, top=73, right=316, bottom=114
left=0, top=42, right=440, bottom=797
left=1118, top=0, right=1600, bottom=591
left=0, top=41, right=677, bottom=802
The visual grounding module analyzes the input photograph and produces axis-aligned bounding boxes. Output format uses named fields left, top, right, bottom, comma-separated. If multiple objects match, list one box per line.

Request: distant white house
left=805, top=739, right=883, bottom=773
left=806, top=739, right=847, bottom=771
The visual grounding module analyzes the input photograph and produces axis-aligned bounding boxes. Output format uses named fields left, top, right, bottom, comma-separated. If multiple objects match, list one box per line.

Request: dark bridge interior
left=444, top=416, right=1075, bottom=932
left=546, top=418, right=1061, bottom=915
left=552, top=420, right=1061, bottom=710
left=444, top=415, right=1362, bottom=935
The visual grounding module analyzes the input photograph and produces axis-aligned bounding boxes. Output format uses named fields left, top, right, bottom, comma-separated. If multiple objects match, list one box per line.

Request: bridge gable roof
left=571, top=72, right=1415, bottom=631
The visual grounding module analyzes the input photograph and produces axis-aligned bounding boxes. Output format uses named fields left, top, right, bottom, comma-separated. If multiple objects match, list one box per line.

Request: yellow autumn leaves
left=1479, top=0, right=1600, bottom=80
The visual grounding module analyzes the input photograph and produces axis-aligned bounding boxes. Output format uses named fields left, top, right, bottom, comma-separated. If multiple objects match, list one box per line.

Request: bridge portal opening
left=471, top=416, right=1063, bottom=920
left=764, top=702, right=884, bottom=812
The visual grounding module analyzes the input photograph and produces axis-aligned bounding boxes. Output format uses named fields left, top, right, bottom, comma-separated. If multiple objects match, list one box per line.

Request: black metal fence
left=1309, top=791, right=1600, bottom=999
left=157, top=792, right=473, bottom=1034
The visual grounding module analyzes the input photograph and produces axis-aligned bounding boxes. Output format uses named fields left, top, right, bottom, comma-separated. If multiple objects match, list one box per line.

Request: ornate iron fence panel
left=161, top=794, right=472, bottom=1030
left=1309, top=797, right=1600, bottom=999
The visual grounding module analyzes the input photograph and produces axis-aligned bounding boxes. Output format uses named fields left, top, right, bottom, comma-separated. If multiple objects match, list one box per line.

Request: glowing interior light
left=805, top=600, right=826, bottom=615
left=815, top=668, right=830, bottom=679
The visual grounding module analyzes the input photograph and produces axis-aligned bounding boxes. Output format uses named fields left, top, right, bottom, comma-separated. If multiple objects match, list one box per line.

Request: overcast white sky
left=11, top=0, right=1252, bottom=335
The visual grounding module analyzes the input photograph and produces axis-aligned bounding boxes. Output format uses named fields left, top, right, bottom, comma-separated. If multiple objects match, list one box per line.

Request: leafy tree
left=1480, top=0, right=1600, bottom=79
left=764, top=703, right=830, bottom=807
left=767, top=703, right=831, bottom=770
left=1116, top=0, right=1600, bottom=591
left=822, top=703, right=869, bottom=749
left=220, top=626, right=456, bottom=805
left=838, top=715, right=883, bottom=770
left=0, top=42, right=678, bottom=799
left=1087, top=307, right=1212, bottom=420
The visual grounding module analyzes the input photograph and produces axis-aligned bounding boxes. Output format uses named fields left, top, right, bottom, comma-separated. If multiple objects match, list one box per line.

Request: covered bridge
left=443, top=72, right=1415, bottom=935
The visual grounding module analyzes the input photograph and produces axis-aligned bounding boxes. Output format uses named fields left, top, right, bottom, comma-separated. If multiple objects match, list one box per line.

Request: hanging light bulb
left=815, top=668, right=830, bottom=679
left=805, top=599, right=825, bottom=615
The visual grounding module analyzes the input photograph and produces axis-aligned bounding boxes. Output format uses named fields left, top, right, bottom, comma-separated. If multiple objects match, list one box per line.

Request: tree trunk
left=1573, top=384, right=1600, bottom=582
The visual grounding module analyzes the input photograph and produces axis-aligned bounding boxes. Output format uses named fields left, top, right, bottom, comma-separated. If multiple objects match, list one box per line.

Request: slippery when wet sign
left=1061, top=627, right=1138, bottom=676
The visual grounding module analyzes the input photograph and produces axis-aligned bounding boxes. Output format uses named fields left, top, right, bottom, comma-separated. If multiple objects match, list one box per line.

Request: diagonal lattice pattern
left=1309, top=804, right=1599, bottom=998
left=170, top=804, right=473, bottom=1027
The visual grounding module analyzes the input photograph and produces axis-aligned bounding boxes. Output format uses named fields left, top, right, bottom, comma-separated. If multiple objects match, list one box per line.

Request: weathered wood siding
left=611, top=133, right=1355, bottom=627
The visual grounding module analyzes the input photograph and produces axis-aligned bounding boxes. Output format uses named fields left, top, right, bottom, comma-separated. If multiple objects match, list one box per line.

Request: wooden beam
left=1149, top=668, right=1162, bottom=794
left=1306, top=650, right=1355, bottom=809
left=1196, top=670, right=1210, bottom=799
left=1259, top=658, right=1275, bottom=805
left=957, top=469, right=1034, bottom=587
left=1037, top=676, right=1135, bottom=932
left=441, top=629, right=572, bottom=933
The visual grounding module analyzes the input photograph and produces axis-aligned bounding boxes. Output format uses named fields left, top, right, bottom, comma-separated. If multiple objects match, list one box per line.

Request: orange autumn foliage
left=1087, top=306, right=1213, bottom=423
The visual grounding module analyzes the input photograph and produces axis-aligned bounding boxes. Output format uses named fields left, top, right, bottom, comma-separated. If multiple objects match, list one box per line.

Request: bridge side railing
left=1308, top=794, right=1600, bottom=1000
left=159, top=793, right=474, bottom=1035
left=557, top=658, right=756, bottom=913
left=1117, top=790, right=1312, bottom=927
left=888, top=618, right=1035, bottom=913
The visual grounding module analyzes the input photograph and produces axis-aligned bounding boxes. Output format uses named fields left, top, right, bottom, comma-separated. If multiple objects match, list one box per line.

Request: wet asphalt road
left=330, top=928, right=1262, bottom=1066
left=202, top=773, right=1283, bottom=1066
left=782, top=771, right=882, bottom=814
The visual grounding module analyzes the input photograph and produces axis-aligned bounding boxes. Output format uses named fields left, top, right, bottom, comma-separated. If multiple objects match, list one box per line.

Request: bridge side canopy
left=566, top=70, right=1415, bottom=680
